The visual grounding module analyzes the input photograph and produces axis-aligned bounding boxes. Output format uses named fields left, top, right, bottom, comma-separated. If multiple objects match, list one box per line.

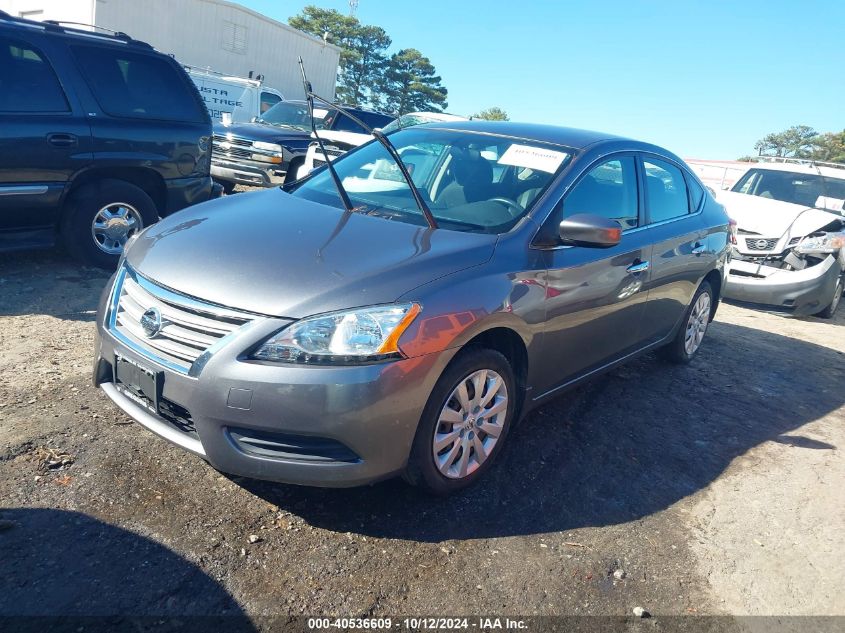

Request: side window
left=0, top=36, right=69, bottom=113
left=563, top=157, right=639, bottom=229
left=71, top=46, right=205, bottom=122
left=643, top=158, right=689, bottom=222
left=686, top=173, right=705, bottom=210
left=331, top=113, right=367, bottom=134
left=260, top=91, right=281, bottom=114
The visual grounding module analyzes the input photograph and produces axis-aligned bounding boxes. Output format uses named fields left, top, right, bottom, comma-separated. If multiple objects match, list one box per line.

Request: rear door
left=636, top=154, right=712, bottom=344
left=68, top=43, right=210, bottom=192
left=535, top=154, right=653, bottom=395
left=0, top=32, right=92, bottom=234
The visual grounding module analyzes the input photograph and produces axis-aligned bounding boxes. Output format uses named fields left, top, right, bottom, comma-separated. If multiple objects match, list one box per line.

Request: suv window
left=260, top=91, right=282, bottom=114
left=71, top=46, right=204, bottom=122
left=643, top=157, right=689, bottom=222
left=0, top=36, right=69, bottom=112
left=563, top=157, right=639, bottom=229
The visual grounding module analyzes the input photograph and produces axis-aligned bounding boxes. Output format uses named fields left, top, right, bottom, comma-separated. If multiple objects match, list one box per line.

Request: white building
left=0, top=0, right=341, bottom=99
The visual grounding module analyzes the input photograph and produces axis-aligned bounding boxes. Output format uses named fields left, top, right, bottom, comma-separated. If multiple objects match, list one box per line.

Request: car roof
left=422, top=120, right=627, bottom=150
left=742, top=161, right=845, bottom=180
left=0, top=10, right=154, bottom=50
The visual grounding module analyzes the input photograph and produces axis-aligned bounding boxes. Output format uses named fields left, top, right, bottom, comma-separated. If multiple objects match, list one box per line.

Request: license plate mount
left=114, top=354, right=162, bottom=412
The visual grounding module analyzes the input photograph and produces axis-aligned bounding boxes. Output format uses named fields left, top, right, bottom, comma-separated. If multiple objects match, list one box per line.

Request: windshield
left=291, top=128, right=572, bottom=233
left=732, top=168, right=845, bottom=213
left=259, top=101, right=329, bottom=131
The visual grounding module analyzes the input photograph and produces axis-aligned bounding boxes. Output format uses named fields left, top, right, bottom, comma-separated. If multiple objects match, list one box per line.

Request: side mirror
left=559, top=213, right=622, bottom=248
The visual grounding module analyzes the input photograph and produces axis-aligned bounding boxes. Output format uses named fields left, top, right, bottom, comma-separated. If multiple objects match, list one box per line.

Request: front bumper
left=94, top=310, right=452, bottom=488
left=723, top=255, right=841, bottom=316
left=211, top=157, right=287, bottom=188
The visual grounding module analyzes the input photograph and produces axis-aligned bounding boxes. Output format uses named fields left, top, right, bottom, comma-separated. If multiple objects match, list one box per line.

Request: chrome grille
left=212, top=134, right=253, bottom=160
left=745, top=237, right=778, bottom=251
left=108, top=268, right=252, bottom=374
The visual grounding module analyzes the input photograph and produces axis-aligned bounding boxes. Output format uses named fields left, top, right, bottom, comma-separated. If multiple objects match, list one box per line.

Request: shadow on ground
left=241, top=321, right=845, bottom=542
left=0, top=508, right=254, bottom=630
left=0, top=249, right=111, bottom=321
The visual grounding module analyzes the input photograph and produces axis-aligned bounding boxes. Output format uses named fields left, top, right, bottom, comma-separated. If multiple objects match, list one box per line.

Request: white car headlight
left=794, top=231, right=845, bottom=254
left=253, top=141, right=283, bottom=153
left=252, top=303, right=421, bottom=365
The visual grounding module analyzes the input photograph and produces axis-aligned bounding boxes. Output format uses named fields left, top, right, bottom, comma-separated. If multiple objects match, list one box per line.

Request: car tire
left=404, top=347, right=516, bottom=495
left=61, top=179, right=158, bottom=269
left=658, top=280, right=714, bottom=364
left=815, top=274, right=843, bottom=319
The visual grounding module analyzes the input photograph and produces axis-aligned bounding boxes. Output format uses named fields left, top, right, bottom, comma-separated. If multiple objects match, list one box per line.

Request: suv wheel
left=61, top=179, right=158, bottom=268
left=815, top=274, right=843, bottom=319
left=405, top=348, right=515, bottom=495
left=659, top=280, right=714, bottom=364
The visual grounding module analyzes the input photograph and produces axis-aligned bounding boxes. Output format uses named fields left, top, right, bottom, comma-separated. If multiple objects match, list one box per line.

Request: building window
left=222, top=21, right=248, bottom=54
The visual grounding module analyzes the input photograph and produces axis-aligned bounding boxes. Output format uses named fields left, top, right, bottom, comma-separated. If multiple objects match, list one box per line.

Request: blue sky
left=242, top=0, right=843, bottom=160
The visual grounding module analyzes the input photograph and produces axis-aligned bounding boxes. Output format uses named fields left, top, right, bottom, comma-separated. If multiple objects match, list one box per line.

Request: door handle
left=627, top=260, right=650, bottom=274
left=692, top=241, right=705, bottom=255
left=47, top=133, right=78, bottom=148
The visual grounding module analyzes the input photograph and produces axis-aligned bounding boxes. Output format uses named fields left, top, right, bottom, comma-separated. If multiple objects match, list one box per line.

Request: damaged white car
left=718, top=161, right=845, bottom=318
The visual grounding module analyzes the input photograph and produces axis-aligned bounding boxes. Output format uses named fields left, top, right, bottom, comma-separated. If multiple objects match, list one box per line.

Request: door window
left=643, top=157, right=690, bottom=222
left=71, top=46, right=205, bottom=122
left=0, top=36, right=69, bottom=112
left=563, top=157, right=639, bottom=229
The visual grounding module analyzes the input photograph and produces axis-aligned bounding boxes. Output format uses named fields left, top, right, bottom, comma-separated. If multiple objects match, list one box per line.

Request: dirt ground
left=1, top=243, right=843, bottom=629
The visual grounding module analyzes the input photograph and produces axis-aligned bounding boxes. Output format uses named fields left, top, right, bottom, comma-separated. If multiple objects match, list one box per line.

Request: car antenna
left=298, top=69, right=438, bottom=229
left=298, top=57, right=354, bottom=213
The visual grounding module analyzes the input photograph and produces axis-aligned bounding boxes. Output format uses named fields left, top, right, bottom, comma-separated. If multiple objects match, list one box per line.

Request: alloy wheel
left=91, top=203, right=143, bottom=255
left=684, top=292, right=711, bottom=355
left=432, top=369, right=508, bottom=479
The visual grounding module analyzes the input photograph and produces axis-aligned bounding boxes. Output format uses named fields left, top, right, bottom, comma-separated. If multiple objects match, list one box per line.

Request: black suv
left=211, top=100, right=393, bottom=192
left=0, top=12, right=215, bottom=267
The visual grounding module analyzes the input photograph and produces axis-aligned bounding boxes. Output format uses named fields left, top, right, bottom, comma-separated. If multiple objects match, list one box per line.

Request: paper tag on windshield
left=498, top=144, right=568, bottom=174
left=815, top=195, right=845, bottom=212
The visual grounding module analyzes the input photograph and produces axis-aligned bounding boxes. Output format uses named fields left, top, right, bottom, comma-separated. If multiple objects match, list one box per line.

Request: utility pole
left=349, top=0, right=359, bottom=17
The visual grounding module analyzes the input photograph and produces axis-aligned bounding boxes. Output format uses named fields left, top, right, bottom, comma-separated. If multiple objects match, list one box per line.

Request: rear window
left=72, top=46, right=205, bottom=122
left=0, top=36, right=69, bottom=112
left=329, top=110, right=394, bottom=133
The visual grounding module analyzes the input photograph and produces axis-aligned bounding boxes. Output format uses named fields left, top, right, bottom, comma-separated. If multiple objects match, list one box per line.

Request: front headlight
left=253, top=141, right=283, bottom=153
left=251, top=303, right=421, bottom=365
left=794, top=232, right=845, bottom=254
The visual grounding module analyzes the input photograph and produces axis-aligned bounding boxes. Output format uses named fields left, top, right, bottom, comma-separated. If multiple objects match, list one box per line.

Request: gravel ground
left=1, top=241, right=843, bottom=629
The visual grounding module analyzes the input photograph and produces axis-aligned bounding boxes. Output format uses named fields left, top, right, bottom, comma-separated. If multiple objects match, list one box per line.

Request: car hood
left=214, top=121, right=312, bottom=147
left=716, top=190, right=844, bottom=237
left=126, top=188, right=497, bottom=318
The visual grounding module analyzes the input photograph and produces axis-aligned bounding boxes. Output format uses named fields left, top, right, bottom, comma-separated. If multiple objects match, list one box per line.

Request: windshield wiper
left=297, top=59, right=438, bottom=229
left=298, top=58, right=355, bottom=213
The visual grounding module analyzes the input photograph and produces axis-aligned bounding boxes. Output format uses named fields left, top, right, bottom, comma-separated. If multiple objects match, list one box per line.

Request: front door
left=535, top=155, right=652, bottom=396
left=0, top=33, right=91, bottom=235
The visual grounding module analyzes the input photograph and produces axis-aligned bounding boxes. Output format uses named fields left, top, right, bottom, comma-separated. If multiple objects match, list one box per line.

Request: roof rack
left=756, top=156, right=845, bottom=171
left=0, top=12, right=152, bottom=48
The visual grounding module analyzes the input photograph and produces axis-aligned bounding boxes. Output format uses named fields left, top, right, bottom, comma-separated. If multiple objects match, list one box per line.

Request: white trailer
left=185, top=66, right=284, bottom=123
left=0, top=0, right=341, bottom=100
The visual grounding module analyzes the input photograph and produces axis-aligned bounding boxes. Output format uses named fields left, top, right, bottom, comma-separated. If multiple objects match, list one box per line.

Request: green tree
left=810, top=130, right=845, bottom=163
left=380, top=49, right=448, bottom=115
left=472, top=107, right=509, bottom=121
left=754, top=125, right=817, bottom=158
left=288, top=6, right=390, bottom=106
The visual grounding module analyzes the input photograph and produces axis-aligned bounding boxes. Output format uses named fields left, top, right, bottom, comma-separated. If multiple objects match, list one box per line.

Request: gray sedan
left=94, top=121, right=730, bottom=494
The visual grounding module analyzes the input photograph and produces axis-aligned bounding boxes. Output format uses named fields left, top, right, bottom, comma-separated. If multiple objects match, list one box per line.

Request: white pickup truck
left=185, top=66, right=284, bottom=123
